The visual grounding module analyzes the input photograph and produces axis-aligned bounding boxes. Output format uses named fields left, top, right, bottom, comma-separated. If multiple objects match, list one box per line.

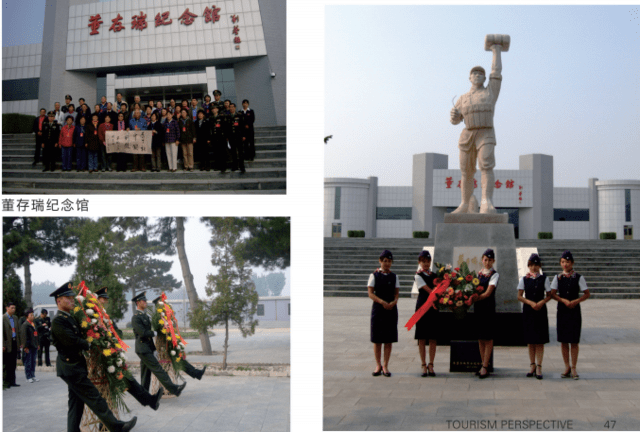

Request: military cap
left=50, top=282, right=75, bottom=298
left=41, top=309, right=48, bottom=315
left=379, top=250, right=393, bottom=260
left=95, top=286, right=109, bottom=299
left=482, top=248, right=495, bottom=260
left=131, top=291, right=147, bottom=303
left=152, top=295, right=163, bottom=305
left=470, top=66, right=486, bottom=76
left=418, top=250, right=431, bottom=260
left=213, top=89, right=222, bottom=96
left=65, top=94, right=72, bottom=100
left=561, top=250, right=574, bottom=261
left=528, top=253, right=541, bottom=266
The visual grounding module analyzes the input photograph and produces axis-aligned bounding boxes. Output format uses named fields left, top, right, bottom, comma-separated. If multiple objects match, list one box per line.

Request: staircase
left=324, top=238, right=640, bottom=299
left=2, top=126, right=286, bottom=194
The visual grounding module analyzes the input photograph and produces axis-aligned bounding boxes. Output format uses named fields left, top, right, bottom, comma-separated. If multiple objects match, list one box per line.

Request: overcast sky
left=26, top=217, right=290, bottom=298
left=325, top=5, right=640, bottom=188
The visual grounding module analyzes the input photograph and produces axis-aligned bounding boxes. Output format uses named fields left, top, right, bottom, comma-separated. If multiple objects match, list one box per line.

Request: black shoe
left=536, top=364, right=543, bottom=380
left=240, top=169, right=246, bottom=174
left=421, top=364, right=429, bottom=378
left=42, top=168, right=48, bottom=172
left=526, top=363, right=536, bottom=378
left=478, top=367, right=489, bottom=379
left=121, top=416, right=137, bottom=432
left=427, top=363, right=436, bottom=377
left=197, top=365, right=207, bottom=380
left=32, top=162, right=37, bottom=167
left=382, top=370, right=391, bottom=377
left=11, top=383, right=20, bottom=387
left=174, top=382, right=187, bottom=397
left=372, top=368, right=382, bottom=377
left=151, top=388, right=164, bottom=410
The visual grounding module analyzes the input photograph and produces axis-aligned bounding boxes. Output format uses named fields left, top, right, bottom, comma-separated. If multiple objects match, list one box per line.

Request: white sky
left=325, top=5, right=640, bottom=188
left=26, top=217, right=290, bottom=298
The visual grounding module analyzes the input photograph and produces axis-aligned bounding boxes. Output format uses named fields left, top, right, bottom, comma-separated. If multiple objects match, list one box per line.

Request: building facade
left=2, top=0, right=285, bottom=127
left=325, top=153, right=640, bottom=240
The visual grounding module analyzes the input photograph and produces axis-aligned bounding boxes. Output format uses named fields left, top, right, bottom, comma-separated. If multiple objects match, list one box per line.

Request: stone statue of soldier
left=450, top=34, right=510, bottom=214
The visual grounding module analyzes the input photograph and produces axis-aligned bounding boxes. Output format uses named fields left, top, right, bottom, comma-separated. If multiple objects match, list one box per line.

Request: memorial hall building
left=2, top=0, right=285, bottom=127
left=324, top=153, right=639, bottom=241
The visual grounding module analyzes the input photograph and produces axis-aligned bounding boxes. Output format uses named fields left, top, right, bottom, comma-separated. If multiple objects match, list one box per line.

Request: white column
left=205, top=66, right=218, bottom=96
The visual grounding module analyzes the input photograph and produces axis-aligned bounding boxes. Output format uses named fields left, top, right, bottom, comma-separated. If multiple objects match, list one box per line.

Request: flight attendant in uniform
left=131, top=291, right=187, bottom=396
left=474, top=248, right=499, bottom=379
left=550, top=250, right=590, bottom=380
left=414, top=250, right=438, bottom=377
left=50, top=282, right=137, bottom=432
left=517, top=253, right=551, bottom=379
left=368, top=250, right=399, bottom=377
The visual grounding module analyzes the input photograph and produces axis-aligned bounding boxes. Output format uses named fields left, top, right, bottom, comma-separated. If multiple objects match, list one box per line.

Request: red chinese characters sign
left=444, top=177, right=524, bottom=202
left=88, top=14, right=103, bottom=35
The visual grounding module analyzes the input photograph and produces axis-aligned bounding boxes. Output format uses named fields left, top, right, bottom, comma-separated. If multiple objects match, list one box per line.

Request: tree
left=191, top=218, right=259, bottom=369
left=3, top=217, right=76, bottom=308
left=201, top=217, right=290, bottom=270
left=149, top=217, right=213, bottom=355
left=3, top=240, right=26, bottom=316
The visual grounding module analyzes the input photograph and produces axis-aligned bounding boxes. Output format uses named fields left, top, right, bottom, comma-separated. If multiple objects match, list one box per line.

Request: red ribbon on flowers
left=160, top=293, right=186, bottom=347
left=76, top=281, right=130, bottom=350
left=404, top=278, right=451, bottom=331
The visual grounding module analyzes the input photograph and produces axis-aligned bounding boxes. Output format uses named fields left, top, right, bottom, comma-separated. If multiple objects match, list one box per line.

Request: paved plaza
left=324, top=298, right=640, bottom=431
left=3, top=372, right=289, bottom=432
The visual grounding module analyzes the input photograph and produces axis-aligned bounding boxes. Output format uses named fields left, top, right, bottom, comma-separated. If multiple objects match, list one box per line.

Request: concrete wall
left=597, top=180, right=640, bottom=240
left=412, top=153, right=448, bottom=235
left=518, top=154, right=553, bottom=239
left=2, top=43, right=42, bottom=81
left=324, top=178, right=374, bottom=238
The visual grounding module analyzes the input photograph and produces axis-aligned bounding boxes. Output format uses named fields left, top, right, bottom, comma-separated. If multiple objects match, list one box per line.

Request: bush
left=600, top=232, right=616, bottom=240
left=537, top=232, right=553, bottom=239
left=2, top=113, right=36, bottom=134
left=347, top=230, right=365, bottom=238
left=412, top=231, right=430, bottom=238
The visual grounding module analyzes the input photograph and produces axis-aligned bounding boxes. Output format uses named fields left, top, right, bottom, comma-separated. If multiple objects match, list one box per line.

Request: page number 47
left=604, top=421, right=616, bottom=429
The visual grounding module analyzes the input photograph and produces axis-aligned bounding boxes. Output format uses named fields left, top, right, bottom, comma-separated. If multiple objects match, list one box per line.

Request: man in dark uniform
left=34, top=309, right=52, bottom=367
left=240, top=99, right=255, bottom=161
left=211, top=90, right=225, bottom=114
left=50, top=282, right=137, bottom=432
left=226, top=103, right=246, bottom=173
left=94, top=287, right=164, bottom=410
left=3, top=302, right=21, bottom=387
left=42, top=111, right=62, bottom=172
left=131, top=291, right=186, bottom=396
left=32, top=108, right=47, bottom=167
left=209, top=106, right=227, bottom=173
left=61, top=94, right=73, bottom=114
left=151, top=296, right=207, bottom=381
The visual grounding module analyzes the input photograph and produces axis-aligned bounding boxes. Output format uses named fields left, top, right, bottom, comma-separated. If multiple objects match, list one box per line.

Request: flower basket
left=151, top=294, right=188, bottom=375
left=149, top=334, right=180, bottom=399
left=80, top=351, right=120, bottom=432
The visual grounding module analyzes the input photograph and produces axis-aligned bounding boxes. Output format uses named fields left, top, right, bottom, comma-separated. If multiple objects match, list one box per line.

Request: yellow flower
left=472, top=278, right=480, bottom=285
left=457, top=277, right=463, bottom=281
left=176, top=357, right=181, bottom=362
left=81, top=321, right=88, bottom=328
left=167, top=336, right=171, bottom=341
left=93, top=314, right=99, bottom=318
left=103, top=349, right=112, bottom=356
left=161, top=329, right=167, bottom=334
left=107, top=332, right=112, bottom=337
left=86, top=303, right=95, bottom=308
left=115, top=344, right=121, bottom=349
left=158, top=319, right=164, bottom=325
left=157, top=308, right=163, bottom=313
left=87, top=337, right=94, bottom=343
left=443, top=297, right=449, bottom=303
left=440, top=267, right=444, bottom=272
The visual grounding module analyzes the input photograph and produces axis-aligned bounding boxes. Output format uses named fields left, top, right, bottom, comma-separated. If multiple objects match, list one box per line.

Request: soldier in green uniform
left=131, top=291, right=186, bottom=396
left=94, top=287, right=164, bottom=410
left=211, top=90, right=225, bottom=114
left=151, top=295, right=207, bottom=381
left=50, top=282, right=137, bottom=432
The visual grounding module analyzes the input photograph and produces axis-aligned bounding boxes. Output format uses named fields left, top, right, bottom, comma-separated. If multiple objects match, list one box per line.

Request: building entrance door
left=624, top=225, right=633, bottom=240
left=332, top=223, right=342, bottom=238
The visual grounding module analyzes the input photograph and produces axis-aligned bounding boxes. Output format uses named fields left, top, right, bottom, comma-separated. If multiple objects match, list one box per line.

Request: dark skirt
left=474, top=298, right=495, bottom=340
left=557, top=304, right=582, bottom=343
left=522, top=304, right=549, bottom=344
left=414, top=291, right=439, bottom=340
left=370, top=302, right=398, bottom=344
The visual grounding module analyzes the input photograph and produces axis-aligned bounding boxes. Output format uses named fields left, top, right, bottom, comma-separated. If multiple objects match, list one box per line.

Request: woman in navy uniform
left=368, top=250, right=399, bottom=377
left=473, top=248, right=499, bottom=379
left=550, top=250, right=590, bottom=380
left=414, top=250, right=438, bottom=377
left=517, top=253, right=551, bottom=379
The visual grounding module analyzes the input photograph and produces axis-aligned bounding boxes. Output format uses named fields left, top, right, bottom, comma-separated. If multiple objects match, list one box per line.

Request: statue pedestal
left=450, top=340, right=493, bottom=373
left=433, top=217, right=524, bottom=350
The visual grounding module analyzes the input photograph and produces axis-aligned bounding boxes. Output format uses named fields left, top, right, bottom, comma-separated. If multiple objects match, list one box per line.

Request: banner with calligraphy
left=105, top=131, right=152, bottom=154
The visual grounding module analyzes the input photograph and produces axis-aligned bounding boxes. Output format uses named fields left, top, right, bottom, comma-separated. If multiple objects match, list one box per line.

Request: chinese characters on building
left=89, top=5, right=244, bottom=50
left=2, top=199, right=90, bottom=213
left=444, top=176, right=524, bottom=202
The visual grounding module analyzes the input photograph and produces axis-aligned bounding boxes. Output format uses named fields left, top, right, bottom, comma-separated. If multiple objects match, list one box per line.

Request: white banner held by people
left=105, top=130, right=152, bottom=154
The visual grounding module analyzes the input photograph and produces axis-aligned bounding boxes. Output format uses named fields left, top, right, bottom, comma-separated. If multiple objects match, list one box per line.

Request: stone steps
left=324, top=238, right=640, bottom=299
left=2, top=127, right=286, bottom=194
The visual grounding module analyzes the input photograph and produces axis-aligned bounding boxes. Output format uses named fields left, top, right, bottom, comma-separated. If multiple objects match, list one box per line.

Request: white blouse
left=367, top=273, right=400, bottom=289
left=549, top=274, right=588, bottom=292
left=516, top=275, right=551, bottom=292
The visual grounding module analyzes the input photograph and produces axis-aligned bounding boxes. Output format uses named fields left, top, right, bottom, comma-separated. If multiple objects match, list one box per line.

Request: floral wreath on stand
left=70, top=281, right=133, bottom=411
left=151, top=292, right=188, bottom=373
left=405, top=262, right=483, bottom=330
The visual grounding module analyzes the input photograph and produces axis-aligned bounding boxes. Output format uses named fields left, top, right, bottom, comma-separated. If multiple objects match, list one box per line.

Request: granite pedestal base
left=450, top=340, right=493, bottom=372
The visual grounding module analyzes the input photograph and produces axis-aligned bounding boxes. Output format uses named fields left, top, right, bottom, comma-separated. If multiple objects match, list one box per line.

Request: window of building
left=334, top=187, right=341, bottom=220
left=625, top=189, right=631, bottom=222
left=376, top=207, right=412, bottom=220
left=216, top=68, right=236, bottom=103
left=257, top=304, right=264, bottom=316
left=288, top=303, right=290, bottom=316
left=2, top=78, right=40, bottom=101
left=554, top=209, right=590, bottom=222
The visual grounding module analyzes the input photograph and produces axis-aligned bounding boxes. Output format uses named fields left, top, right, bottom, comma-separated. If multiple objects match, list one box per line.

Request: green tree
left=3, top=240, right=26, bottom=316
left=191, top=218, right=259, bottom=369
left=149, top=217, right=213, bottom=355
left=3, top=217, right=76, bottom=308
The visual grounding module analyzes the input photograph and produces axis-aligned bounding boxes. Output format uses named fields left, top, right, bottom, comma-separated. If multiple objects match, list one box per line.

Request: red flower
left=454, top=268, right=460, bottom=272
left=444, top=274, right=451, bottom=281
left=448, top=300, right=453, bottom=305
left=465, top=274, right=473, bottom=282
left=471, top=294, right=479, bottom=301
left=451, top=272, right=457, bottom=279
left=465, top=298, right=473, bottom=306
left=476, top=287, right=484, bottom=293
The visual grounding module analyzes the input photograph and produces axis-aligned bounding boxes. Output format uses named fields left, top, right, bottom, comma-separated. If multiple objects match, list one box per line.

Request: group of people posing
left=368, top=249, right=590, bottom=380
left=32, top=90, right=255, bottom=174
